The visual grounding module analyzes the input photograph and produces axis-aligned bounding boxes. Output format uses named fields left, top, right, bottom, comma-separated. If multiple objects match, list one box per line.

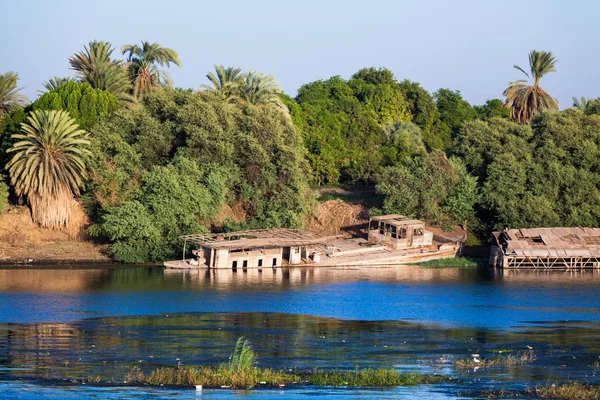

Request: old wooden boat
left=164, top=214, right=465, bottom=269
left=490, top=227, right=600, bottom=270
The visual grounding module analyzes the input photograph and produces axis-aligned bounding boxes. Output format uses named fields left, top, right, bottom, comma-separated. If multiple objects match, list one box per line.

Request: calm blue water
left=1, top=265, right=600, bottom=398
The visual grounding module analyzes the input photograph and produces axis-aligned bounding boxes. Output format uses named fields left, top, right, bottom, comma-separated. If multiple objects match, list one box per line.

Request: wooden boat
left=164, top=215, right=465, bottom=269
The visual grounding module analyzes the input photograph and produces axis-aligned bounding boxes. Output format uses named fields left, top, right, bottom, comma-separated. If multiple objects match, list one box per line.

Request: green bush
left=376, top=151, right=478, bottom=227
left=32, top=81, right=119, bottom=130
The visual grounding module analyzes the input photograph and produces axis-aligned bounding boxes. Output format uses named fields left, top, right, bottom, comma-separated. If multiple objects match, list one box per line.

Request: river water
left=1, top=265, right=600, bottom=398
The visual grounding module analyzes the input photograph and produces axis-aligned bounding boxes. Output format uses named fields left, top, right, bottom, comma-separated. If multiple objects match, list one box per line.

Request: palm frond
left=504, top=50, right=558, bottom=124
left=6, top=110, right=90, bottom=228
left=0, top=72, right=27, bottom=118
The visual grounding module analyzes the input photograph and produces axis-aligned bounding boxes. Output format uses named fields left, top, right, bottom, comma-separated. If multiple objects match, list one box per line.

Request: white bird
left=471, top=354, right=481, bottom=363
left=526, top=345, right=533, bottom=350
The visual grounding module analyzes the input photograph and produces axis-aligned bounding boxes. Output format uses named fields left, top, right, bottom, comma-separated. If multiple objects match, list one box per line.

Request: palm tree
left=238, top=70, right=284, bottom=105
left=39, top=76, right=74, bottom=93
left=0, top=72, right=27, bottom=119
left=69, top=41, right=134, bottom=107
left=6, top=110, right=90, bottom=228
left=572, top=96, right=590, bottom=112
left=200, top=65, right=243, bottom=98
left=503, top=50, right=559, bottom=124
left=121, top=41, right=182, bottom=97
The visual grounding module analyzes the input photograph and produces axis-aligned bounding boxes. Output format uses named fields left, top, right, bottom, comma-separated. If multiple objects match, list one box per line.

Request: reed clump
left=454, top=350, right=536, bottom=369
left=528, top=382, right=600, bottom=399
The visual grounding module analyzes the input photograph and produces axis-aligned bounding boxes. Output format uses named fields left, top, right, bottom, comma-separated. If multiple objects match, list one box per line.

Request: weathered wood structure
left=368, top=215, right=433, bottom=249
left=164, top=215, right=464, bottom=269
left=177, top=229, right=342, bottom=270
left=489, top=227, right=600, bottom=270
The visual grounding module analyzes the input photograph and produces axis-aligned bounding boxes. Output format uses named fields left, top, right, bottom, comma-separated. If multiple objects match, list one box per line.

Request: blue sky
left=2, top=0, right=598, bottom=108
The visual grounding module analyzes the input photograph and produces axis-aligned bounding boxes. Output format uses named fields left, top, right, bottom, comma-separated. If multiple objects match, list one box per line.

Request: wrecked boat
left=164, top=214, right=465, bottom=269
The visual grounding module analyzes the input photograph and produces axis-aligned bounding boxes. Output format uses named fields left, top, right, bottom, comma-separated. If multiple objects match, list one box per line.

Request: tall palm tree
left=572, top=96, right=590, bottom=112
left=0, top=72, right=27, bottom=119
left=121, top=41, right=182, bottom=97
left=69, top=41, right=134, bottom=107
left=39, top=76, right=74, bottom=93
left=503, top=50, right=559, bottom=124
left=6, top=110, right=90, bottom=228
left=238, top=70, right=284, bottom=105
left=200, top=65, right=243, bottom=98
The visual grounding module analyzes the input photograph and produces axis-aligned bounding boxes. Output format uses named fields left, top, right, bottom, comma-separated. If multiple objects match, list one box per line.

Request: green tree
left=398, top=80, right=450, bottom=150
left=121, top=41, right=182, bottom=97
left=238, top=70, right=286, bottom=110
left=348, top=67, right=411, bottom=125
left=201, top=65, right=243, bottom=99
left=375, top=151, right=477, bottom=226
left=32, top=81, right=119, bottom=130
left=434, top=88, right=476, bottom=137
left=0, top=72, right=27, bottom=120
left=504, top=50, right=559, bottom=124
left=87, top=88, right=311, bottom=261
left=69, top=41, right=135, bottom=107
left=6, top=110, right=90, bottom=228
left=473, top=99, right=510, bottom=120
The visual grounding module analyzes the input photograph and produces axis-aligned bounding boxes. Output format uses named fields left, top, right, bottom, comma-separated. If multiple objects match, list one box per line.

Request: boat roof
left=180, top=229, right=343, bottom=249
left=370, top=214, right=425, bottom=227
left=493, top=227, right=600, bottom=257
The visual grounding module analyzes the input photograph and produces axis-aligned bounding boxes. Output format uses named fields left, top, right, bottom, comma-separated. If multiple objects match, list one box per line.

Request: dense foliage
left=455, top=110, right=600, bottom=232
left=32, top=81, right=119, bottom=130
left=375, top=152, right=478, bottom=227
left=87, top=88, right=310, bottom=262
left=3, top=44, right=600, bottom=260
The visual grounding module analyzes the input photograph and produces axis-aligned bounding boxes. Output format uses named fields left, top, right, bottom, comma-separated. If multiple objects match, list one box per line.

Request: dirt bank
left=0, top=206, right=111, bottom=265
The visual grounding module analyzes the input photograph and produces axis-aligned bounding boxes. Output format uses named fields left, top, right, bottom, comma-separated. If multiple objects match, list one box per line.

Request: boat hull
left=163, top=244, right=461, bottom=269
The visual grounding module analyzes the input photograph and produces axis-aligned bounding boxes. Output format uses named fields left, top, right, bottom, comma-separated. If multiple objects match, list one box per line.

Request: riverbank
left=0, top=206, right=111, bottom=265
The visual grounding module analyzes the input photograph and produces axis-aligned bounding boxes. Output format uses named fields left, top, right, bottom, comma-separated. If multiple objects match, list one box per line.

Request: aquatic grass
left=528, top=382, right=600, bottom=399
left=454, top=350, right=536, bottom=369
left=137, top=366, right=447, bottom=388
left=306, top=368, right=448, bottom=386
left=142, top=365, right=299, bottom=388
left=412, top=257, right=486, bottom=268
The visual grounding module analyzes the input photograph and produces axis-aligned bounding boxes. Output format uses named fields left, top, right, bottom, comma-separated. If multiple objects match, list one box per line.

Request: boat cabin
left=368, top=215, right=433, bottom=250
left=180, top=229, right=342, bottom=269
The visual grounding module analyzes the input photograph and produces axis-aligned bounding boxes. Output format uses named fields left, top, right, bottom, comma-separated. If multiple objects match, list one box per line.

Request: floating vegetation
left=135, top=366, right=448, bottom=389
left=527, top=382, right=600, bottom=400
left=454, top=350, right=536, bottom=369
left=305, top=368, right=448, bottom=387
left=412, top=257, right=486, bottom=268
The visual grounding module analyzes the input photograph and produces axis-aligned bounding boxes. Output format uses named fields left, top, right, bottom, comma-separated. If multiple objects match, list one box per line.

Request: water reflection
left=2, top=266, right=600, bottom=327
left=4, top=265, right=600, bottom=294
left=2, top=312, right=600, bottom=393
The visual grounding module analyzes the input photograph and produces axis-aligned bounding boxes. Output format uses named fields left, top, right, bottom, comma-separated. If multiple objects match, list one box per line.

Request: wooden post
left=183, top=239, right=187, bottom=261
